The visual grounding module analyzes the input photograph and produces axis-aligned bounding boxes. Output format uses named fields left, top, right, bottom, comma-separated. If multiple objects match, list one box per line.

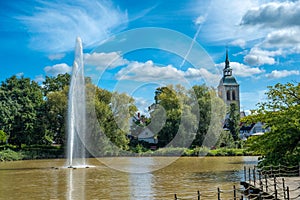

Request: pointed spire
left=223, top=48, right=232, bottom=77
left=225, top=47, right=230, bottom=69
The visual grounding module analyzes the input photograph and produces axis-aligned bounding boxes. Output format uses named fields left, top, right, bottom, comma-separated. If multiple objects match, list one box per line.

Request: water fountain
left=66, top=37, right=87, bottom=168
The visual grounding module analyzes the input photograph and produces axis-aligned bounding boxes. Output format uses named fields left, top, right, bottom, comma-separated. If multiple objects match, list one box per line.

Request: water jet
left=66, top=37, right=87, bottom=168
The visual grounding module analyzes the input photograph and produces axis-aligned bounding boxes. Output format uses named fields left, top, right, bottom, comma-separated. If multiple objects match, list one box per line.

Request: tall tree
left=43, top=73, right=71, bottom=96
left=152, top=85, right=199, bottom=148
left=0, top=76, right=45, bottom=147
left=45, top=87, right=68, bottom=144
left=191, top=85, right=212, bottom=146
left=243, top=82, right=300, bottom=166
left=85, top=84, right=138, bottom=155
left=227, top=103, right=240, bottom=141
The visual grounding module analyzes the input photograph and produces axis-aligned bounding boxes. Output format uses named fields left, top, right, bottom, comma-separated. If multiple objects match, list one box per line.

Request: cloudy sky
left=0, top=0, right=299, bottom=113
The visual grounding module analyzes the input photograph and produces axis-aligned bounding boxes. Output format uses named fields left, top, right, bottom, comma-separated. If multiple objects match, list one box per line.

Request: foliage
left=45, top=87, right=68, bottom=144
left=85, top=84, right=137, bottom=156
left=216, top=130, right=235, bottom=148
left=0, top=149, right=24, bottom=161
left=0, top=76, right=45, bottom=147
left=227, top=103, right=240, bottom=141
left=242, top=82, right=300, bottom=166
left=152, top=85, right=198, bottom=148
left=42, top=73, right=71, bottom=96
left=0, top=130, right=7, bottom=144
left=191, top=85, right=212, bottom=146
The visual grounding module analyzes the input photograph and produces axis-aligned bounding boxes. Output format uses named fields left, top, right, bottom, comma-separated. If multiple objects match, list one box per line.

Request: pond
left=0, top=156, right=258, bottom=199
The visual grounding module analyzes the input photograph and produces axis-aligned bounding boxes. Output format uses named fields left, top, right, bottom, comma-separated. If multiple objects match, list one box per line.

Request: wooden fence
left=174, top=164, right=300, bottom=199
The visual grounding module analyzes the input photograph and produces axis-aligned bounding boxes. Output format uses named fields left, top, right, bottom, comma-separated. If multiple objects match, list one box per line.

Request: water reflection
left=128, top=157, right=155, bottom=200
left=0, top=157, right=258, bottom=199
left=66, top=168, right=86, bottom=200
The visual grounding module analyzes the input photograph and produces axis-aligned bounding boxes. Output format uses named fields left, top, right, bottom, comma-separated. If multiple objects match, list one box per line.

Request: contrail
left=179, top=23, right=202, bottom=68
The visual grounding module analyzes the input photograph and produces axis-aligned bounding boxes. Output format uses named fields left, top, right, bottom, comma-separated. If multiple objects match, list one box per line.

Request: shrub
left=0, top=149, right=24, bottom=161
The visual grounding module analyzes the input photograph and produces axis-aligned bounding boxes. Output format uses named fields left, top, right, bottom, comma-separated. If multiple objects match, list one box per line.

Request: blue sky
left=0, top=0, right=299, bottom=113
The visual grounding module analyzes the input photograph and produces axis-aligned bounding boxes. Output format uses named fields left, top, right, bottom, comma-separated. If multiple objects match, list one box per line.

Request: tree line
left=0, top=74, right=239, bottom=153
left=3, top=73, right=296, bottom=166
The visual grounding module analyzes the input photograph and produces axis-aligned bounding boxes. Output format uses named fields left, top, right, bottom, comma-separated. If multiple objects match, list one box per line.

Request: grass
left=0, top=149, right=24, bottom=161
left=0, top=145, right=258, bottom=161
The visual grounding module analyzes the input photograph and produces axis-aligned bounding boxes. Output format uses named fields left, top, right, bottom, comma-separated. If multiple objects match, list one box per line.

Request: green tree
left=191, top=85, right=212, bottom=146
left=43, top=73, right=71, bottom=96
left=153, top=85, right=182, bottom=147
left=45, top=87, right=68, bottom=144
left=243, top=82, right=300, bottom=166
left=0, top=76, right=45, bottom=147
left=227, top=103, right=240, bottom=141
left=0, top=130, right=7, bottom=144
left=152, top=85, right=199, bottom=148
left=85, top=84, right=137, bottom=155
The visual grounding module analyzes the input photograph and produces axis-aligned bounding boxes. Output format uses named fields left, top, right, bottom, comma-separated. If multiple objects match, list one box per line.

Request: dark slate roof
left=220, top=76, right=239, bottom=85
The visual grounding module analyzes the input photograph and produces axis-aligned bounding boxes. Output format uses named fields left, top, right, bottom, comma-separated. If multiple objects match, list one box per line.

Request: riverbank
left=0, top=146, right=259, bottom=161
left=0, top=145, right=64, bottom=161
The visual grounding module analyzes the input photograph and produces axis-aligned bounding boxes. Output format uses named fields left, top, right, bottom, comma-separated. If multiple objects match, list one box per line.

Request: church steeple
left=218, top=48, right=240, bottom=114
left=225, top=48, right=230, bottom=68
left=223, top=48, right=232, bottom=77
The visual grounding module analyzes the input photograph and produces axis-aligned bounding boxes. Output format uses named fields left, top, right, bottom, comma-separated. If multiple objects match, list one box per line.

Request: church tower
left=218, top=49, right=240, bottom=113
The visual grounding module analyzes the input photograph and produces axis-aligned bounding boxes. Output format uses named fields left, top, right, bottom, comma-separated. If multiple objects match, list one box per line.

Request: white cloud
left=115, top=59, right=222, bottom=84
left=16, top=72, right=24, bottom=77
left=230, top=39, right=246, bottom=48
left=84, top=52, right=128, bottom=70
left=262, top=27, right=300, bottom=49
left=48, top=53, right=66, bottom=61
left=231, top=62, right=265, bottom=77
left=265, top=70, right=300, bottom=79
left=184, top=68, right=220, bottom=84
left=244, top=47, right=282, bottom=66
left=195, top=15, right=206, bottom=25
left=44, top=63, right=72, bottom=76
left=16, top=0, right=128, bottom=52
left=133, top=96, right=152, bottom=114
left=215, top=62, right=264, bottom=77
left=241, top=1, right=300, bottom=28
left=196, top=0, right=266, bottom=42
left=34, top=75, right=45, bottom=83
left=116, top=60, right=184, bottom=81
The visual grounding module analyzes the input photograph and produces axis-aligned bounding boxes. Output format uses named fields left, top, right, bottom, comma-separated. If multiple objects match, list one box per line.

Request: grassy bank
left=0, top=146, right=259, bottom=162
left=0, top=145, right=64, bottom=161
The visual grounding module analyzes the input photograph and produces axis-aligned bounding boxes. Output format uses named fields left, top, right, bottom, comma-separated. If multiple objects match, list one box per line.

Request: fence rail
left=174, top=164, right=300, bottom=199
left=241, top=163, right=300, bottom=200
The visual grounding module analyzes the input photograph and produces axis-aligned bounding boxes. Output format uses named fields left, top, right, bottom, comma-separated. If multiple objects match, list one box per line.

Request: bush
left=0, top=149, right=24, bottom=161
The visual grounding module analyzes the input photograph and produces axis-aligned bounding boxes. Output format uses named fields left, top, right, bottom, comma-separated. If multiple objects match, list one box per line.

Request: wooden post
left=248, top=168, right=251, bottom=183
left=265, top=175, right=268, bottom=192
left=253, top=168, right=256, bottom=186
left=274, top=176, right=277, bottom=199
left=244, top=166, right=247, bottom=182
left=271, top=166, right=273, bottom=178
left=218, top=187, right=221, bottom=200
left=282, top=178, right=286, bottom=199
left=287, top=186, right=290, bottom=200
left=259, top=171, right=263, bottom=191
left=197, top=190, right=200, bottom=200
left=233, top=185, right=236, bottom=200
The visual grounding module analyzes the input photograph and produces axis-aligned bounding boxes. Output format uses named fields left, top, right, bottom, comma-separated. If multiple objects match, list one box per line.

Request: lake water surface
left=0, top=156, right=258, bottom=199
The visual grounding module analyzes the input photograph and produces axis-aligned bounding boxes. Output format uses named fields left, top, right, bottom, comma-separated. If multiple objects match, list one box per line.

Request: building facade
left=217, top=50, right=240, bottom=113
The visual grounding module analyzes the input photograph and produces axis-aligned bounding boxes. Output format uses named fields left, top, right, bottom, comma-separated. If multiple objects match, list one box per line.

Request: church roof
left=219, top=49, right=239, bottom=86
left=220, top=75, right=239, bottom=85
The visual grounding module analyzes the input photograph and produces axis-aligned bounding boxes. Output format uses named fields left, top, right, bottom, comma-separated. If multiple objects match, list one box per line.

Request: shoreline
left=0, top=147, right=260, bottom=162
